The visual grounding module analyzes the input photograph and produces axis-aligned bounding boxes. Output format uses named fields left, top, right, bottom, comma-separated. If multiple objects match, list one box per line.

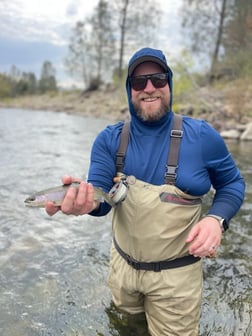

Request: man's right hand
left=45, top=175, right=99, bottom=216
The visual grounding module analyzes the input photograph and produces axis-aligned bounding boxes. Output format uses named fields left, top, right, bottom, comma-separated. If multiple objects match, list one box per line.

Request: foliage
left=221, top=0, right=252, bottom=78
left=38, top=61, right=57, bottom=93
left=222, top=78, right=252, bottom=122
left=0, top=61, right=57, bottom=98
left=0, top=74, right=12, bottom=98
left=108, top=0, right=161, bottom=79
left=172, top=51, right=195, bottom=97
left=169, top=50, right=197, bottom=113
left=89, top=0, right=116, bottom=81
left=64, top=21, right=90, bottom=87
left=0, top=71, right=36, bottom=97
left=180, top=0, right=252, bottom=81
left=64, top=0, right=162, bottom=88
left=65, top=0, right=115, bottom=89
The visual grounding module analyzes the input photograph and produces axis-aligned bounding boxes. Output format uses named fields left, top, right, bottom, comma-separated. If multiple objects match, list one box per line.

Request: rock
left=236, top=124, right=247, bottom=132
left=240, top=122, right=252, bottom=141
left=220, top=129, right=241, bottom=139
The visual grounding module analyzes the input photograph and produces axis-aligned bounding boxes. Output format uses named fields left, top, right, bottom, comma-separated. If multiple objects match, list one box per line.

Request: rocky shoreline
left=1, top=86, right=252, bottom=141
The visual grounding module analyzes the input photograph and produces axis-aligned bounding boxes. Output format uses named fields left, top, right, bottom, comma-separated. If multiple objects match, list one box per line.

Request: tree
left=65, top=0, right=162, bottom=87
left=25, top=72, right=37, bottom=94
left=39, top=61, right=57, bottom=93
left=222, top=0, right=252, bottom=77
left=181, top=0, right=229, bottom=78
left=65, top=1, right=115, bottom=89
left=0, top=73, right=12, bottom=98
left=224, top=0, right=252, bottom=50
left=65, top=21, right=91, bottom=88
left=109, top=0, right=162, bottom=79
left=0, top=69, right=37, bottom=97
left=180, top=0, right=252, bottom=79
left=89, top=0, right=116, bottom=82
left=210, top=0, right=227, bottom=76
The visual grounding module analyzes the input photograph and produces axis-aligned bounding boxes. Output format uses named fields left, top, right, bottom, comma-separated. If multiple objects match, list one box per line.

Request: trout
left=24, top=182, right=115, bottom=208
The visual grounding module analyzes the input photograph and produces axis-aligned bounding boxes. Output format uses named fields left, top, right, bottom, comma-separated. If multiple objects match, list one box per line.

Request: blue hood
left=126, top=47, right=173, bottom=126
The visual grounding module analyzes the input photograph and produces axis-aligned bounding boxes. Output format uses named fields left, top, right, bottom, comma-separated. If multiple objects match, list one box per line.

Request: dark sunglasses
left=129, top=73, right=169, bottom=91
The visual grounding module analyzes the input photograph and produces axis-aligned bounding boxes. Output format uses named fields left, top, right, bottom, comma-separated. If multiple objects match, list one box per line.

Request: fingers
left=45, top=202, right=60, bottom=216
left=61, top=175, right=82, bottom=185
left=189, top=234, right=219, bottom=257
left=74, top=182, right=95, bottom=213
left=61, top=181, right=96, bottom=215
left=45, top=177, right=97, bottom=217
left=186, top=225, right=200, bottom=243
left=187, top=217, right=222, bottom=258
left=207, top=245, right=218, bottom=258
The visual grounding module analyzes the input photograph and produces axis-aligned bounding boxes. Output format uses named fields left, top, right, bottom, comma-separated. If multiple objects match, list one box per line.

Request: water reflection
left=0, top=108, right=251, bottom=335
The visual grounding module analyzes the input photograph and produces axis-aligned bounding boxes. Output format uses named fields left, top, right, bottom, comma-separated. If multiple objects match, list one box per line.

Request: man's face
left=131, top=61, right=170, bottom=122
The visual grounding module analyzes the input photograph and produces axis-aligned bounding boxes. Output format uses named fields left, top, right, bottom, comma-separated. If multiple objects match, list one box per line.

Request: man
left=46, top=47, right=245, bottom=336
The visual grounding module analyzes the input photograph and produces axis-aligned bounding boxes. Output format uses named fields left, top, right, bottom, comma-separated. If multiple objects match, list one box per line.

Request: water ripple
left=0, top=108, right=251, bottom=336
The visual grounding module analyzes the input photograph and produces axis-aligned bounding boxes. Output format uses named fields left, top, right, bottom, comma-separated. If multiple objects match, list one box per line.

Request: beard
left=132, top=96, right=170, bottom=122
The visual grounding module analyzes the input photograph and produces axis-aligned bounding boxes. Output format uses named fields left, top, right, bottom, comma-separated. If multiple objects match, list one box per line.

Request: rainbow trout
left=24, top=182, right=116, bottom=208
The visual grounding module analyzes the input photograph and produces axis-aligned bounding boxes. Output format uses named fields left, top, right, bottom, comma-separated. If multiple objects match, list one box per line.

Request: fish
left=24, top=182, right=116, bottom=208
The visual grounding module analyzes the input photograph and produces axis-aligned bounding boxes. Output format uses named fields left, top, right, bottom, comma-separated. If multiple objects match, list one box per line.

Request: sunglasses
left=129, top=73, right=169, bottom=91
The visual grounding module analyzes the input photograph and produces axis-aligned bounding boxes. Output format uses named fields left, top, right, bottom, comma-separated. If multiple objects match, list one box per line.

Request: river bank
left=1, top=82, right=252, bottom=139
left=0, top=88, right=127, bottom=121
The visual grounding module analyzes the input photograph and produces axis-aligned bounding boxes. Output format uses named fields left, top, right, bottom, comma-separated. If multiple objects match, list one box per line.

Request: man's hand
left=186, top=216, right=223, bottom=257
left=45, top=175, right=99, bottom=216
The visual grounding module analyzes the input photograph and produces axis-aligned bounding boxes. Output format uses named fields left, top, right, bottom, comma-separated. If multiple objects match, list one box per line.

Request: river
left=0, top=108, right=251, bottom=336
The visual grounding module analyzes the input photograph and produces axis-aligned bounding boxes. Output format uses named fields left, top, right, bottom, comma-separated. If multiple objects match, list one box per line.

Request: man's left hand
left=186, top=216, right=223, bottom=258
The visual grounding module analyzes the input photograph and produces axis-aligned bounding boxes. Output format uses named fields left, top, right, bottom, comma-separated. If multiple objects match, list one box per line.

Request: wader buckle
left=125, top=254, right=141, bottom=270
left=165, top=165, right=178, bottom=181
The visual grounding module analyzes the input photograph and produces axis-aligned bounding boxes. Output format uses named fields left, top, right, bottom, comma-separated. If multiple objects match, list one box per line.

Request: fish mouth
left=24, top=196, right=36, bottom=203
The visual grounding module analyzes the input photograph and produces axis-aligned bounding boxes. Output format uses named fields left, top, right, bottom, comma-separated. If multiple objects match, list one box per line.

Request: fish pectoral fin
left=93, top=187, right=116, bottom=207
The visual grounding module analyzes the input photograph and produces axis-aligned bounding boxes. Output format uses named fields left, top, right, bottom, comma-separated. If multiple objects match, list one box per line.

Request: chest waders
left=112, top=115, right=202, bottom=270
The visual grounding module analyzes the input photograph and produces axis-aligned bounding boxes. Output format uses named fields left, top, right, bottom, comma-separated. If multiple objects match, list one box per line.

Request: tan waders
left=108, top=181, right=203, bottom=336
left=107, top=115, right=203, bottom=335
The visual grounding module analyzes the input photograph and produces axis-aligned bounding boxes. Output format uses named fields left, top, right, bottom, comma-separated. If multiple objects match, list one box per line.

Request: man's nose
left=144, top=79, right=155, bottom=91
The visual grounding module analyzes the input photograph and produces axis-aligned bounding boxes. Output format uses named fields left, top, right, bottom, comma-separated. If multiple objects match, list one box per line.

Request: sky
left=0, top=0, right=184, bottom=88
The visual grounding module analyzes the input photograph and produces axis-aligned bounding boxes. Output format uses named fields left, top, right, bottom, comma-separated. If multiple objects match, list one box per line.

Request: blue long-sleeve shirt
left=87, top=47, right=245, bottom=226
left=87, top=112, right=245, bottom=226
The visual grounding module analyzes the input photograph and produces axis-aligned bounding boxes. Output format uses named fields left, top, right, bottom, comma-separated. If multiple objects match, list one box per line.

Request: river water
left=0, top=108, right=251, bottom=336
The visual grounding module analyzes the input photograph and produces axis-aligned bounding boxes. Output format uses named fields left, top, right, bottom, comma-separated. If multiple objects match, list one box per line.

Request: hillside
left=1, top=79, right=252, bottom=133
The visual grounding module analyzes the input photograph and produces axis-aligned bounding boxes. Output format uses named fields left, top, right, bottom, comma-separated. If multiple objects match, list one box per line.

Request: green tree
left=89, top=0, right=116, bottom=83
left=39, top=61, right=57, bottom=93
left=0, top=73, right=12, bottom=98
left=16, top=72, right=37, bottom=95
left=0, top=67, right=37, bottom=97
left=222, top=0, right=252, bottom=77
left=181, top=0, right=252, bottom=79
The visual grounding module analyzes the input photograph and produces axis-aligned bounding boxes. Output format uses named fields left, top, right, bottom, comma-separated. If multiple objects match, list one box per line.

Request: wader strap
left=116, top=121, right=130, bottom=173
left=113, top=237, right=200, bottom=272
left=116, top=115, right=183, bottom=184
left=165, top=114, right=183, bottom=184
